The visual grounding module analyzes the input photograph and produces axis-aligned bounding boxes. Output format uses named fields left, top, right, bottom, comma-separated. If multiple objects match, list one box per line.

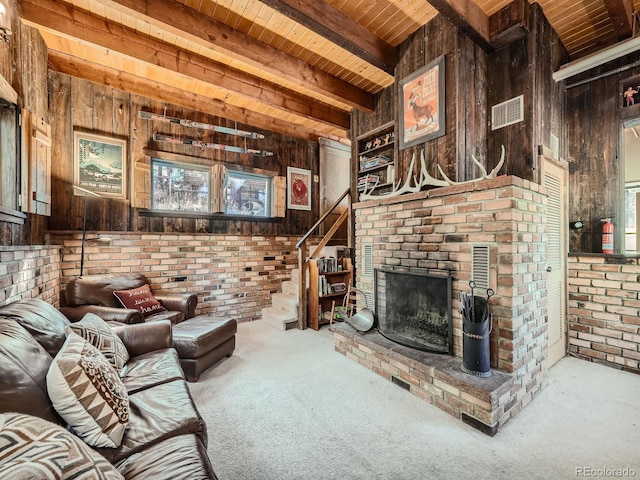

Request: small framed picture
left=287, top=166, right=311, bottom=211
left=74, top=131, right=127, bottom=198
left=332, top=282, right=347, bottom=294
left=621, top=76, right=640, bottom=108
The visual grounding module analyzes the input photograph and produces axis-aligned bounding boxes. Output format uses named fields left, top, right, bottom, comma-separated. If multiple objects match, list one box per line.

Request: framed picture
left=287, top=167, right=311, bottom=211
left=74, top=131, right=127, bottom=198
left=621, top=75, right=640, bottom=108
left=398, top=55, right=446, bottom=150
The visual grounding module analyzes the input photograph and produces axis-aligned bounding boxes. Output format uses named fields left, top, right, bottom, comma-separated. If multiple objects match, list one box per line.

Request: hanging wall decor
left=73, top=131, right=127, bottom=198
left=152, top=134, right=273, bottom=157
left=398, top=55, right=446, bottom=150
left=287, top=167, right=311, bottom=211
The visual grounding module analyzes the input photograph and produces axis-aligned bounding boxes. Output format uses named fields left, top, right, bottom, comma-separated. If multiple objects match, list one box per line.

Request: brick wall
left=349, top=175, right=550, bottom=428
left=568, top=255, right=640, bottom=374
left=0, top=246, right=61, bottom=306
left=48, top=232, right=299, bottom=322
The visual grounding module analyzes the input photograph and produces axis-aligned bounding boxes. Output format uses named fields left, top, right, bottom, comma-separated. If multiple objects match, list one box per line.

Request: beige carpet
left=189, top=320, right=640, bottom=480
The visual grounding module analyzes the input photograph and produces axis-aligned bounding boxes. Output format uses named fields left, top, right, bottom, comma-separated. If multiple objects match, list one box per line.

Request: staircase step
left=261, top=307, right=298, bottom=331
left=290, top=268, right=300, bottom=283
left=282, top=280, right=298, bottom=298
left=272, top=292, right=298, bottom=314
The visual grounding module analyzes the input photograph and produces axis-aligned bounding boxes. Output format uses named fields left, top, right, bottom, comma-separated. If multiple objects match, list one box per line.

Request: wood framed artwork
left=399, top=55, right=446, bottom=150
left=620, top=75, right=640, bottom=109
left=287, top=166, right=311, bottom=211
left=73, top=131, right=127, bottom=198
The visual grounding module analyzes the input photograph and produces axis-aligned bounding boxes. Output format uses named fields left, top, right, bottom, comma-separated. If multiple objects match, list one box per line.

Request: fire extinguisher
left=601, top=218, right=614, bottom=254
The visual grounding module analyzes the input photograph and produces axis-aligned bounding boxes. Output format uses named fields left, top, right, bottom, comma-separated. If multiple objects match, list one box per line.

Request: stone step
left=282, top=280, right=298, bottom=298
left=261, top=307, right=298, bottom=331
left=272, top=292, right=298, bottom=314
left=290, top=268, right=300, bottom=283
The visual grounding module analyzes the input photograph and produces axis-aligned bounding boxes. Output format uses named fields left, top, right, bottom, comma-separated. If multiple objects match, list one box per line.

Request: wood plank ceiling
left=19, top=0, right=640, bottom=141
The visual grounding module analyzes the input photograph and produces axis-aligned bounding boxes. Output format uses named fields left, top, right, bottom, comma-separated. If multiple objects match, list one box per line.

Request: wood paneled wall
left=566, top=56, right=640, bottom=253
left=47, top=72, right=319, bottom=236
left=351, top=4, right=565, bottom=195
left=0, top=3, right=49, bottom=246
left=487, top=4, right=567, bottom=184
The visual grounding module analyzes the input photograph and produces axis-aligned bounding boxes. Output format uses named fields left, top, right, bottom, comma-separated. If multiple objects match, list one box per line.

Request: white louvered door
left=541, top=157, right=568, bottom=367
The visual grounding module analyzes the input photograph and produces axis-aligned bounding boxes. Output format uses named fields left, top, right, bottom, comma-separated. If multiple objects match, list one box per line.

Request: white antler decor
left=360, top=146, right=505, bottom=201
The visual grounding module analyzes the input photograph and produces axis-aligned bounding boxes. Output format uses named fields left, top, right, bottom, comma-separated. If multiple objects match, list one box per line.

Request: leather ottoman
left=172, top=315, right=237, bottom=382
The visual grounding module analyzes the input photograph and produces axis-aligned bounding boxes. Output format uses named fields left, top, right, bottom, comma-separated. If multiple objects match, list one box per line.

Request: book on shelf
left=359, top=154, right=391, bottom=171
left=317, top=257, right=339, bottom=274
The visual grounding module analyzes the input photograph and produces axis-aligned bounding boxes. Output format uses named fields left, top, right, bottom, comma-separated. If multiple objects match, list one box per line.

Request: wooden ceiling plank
left=426, top=0, right=492, bottom=51
left=21, top=0, right=352, bottom=129
left=89, top=0, right=375, bottom=111
left=47, top=50, right=339, bottom=141
left=258, top=0, right=395, bottom=74
left=603, top=0, right=634, bottom=39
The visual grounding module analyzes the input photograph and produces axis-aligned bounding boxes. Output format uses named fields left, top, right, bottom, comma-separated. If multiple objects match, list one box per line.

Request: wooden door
left=541, top=156, right=568, bottom=367
left=319, top=138, right=350, bottom=242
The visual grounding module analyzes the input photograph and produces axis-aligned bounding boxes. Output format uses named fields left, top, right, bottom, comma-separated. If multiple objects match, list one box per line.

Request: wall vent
left=363, top=290, right=374, bottom=311
left=491, top=95, right=524, bottom=130
left=550, top=133, right=559, bottom=160
left=471, top=244, right=490, bottom=290
left=362, top=243, right=374, bottom=277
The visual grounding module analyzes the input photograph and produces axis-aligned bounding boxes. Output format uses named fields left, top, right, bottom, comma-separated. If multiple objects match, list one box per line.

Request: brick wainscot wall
left=48, top=232, right=300, bottom=322
left=0, top=246, right=61, bottom=306
left=332, top=176, right=550, bottom=434
left=568, top=255, right=640, bottom=374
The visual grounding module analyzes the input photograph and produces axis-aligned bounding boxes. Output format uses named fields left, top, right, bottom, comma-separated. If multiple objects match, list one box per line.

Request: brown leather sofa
left=60, top=273, right=237, bottom=381
left=0, top=298, right=217, bottom=479
left=60, top=273, right=198, bottom=324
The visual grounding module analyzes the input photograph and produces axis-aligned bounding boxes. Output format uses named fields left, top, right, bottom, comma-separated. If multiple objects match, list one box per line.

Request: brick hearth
left=338, top=175, right=550, bottom=433
left=331, top=323, right=513, bottom=436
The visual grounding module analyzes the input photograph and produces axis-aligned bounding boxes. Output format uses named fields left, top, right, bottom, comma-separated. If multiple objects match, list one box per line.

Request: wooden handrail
left=295, top=187, right=350, bottom=249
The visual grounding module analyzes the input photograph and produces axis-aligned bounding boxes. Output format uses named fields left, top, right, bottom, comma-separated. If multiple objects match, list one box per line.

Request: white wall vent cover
left=362, top=243, right=374, bottom=277
left=471, top=244, right=490, bottom=291
left=491, top=95, right=524, bottom=130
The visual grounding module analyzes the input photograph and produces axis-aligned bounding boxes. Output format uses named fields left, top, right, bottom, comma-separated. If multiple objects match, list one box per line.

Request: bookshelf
left=307, top=257, right=353, bottom=331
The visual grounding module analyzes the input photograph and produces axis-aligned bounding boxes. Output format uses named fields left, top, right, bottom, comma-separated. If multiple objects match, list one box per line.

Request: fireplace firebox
left=374, top=269, right=452, bottom=354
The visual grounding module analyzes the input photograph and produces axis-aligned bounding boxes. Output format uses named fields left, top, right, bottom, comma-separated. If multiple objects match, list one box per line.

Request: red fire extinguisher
left=601, top=218, right=614, bottom=254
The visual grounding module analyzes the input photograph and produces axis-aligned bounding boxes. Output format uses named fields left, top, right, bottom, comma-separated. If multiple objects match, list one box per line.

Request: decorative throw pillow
left=0, top=412, right=124, bottom=479
left=46, top=333, right=129, bottom=448
left=112, top=284, right=166, bottom=317
left=67, top=313, right=129, bottom=376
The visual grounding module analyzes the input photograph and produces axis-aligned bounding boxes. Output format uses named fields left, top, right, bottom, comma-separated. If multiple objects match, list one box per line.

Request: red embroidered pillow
left=113, top=284, right=166, bottom=317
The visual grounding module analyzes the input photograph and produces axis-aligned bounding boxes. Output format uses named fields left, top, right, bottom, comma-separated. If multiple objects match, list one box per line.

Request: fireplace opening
left=374, top=268, right=453, bottom=354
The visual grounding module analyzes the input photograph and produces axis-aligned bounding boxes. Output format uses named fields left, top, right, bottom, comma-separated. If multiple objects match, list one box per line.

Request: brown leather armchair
left=60, top=273, right=198, bottom=324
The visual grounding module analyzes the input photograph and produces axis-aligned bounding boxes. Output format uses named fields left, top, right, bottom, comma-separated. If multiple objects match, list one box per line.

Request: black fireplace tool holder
left=459, top=281, right=493, bottom=377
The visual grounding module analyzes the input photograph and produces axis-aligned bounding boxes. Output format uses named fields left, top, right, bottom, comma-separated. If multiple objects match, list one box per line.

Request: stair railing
left=295, top=187, right=351, bottom=329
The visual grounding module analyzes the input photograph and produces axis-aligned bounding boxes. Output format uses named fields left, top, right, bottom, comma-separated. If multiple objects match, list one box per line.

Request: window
left=0, top=101, right=26, bottom=224
left=152, top=160, right=210, bottom=213
left=224, top=170, right=271, bottom=217
left=150, top=158, right=285, bottom=218
left=625, top=182, right=640, bottom=251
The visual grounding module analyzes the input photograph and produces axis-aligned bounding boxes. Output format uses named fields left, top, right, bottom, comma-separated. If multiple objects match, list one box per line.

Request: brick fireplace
left=332, top=176, right=550, bottom=434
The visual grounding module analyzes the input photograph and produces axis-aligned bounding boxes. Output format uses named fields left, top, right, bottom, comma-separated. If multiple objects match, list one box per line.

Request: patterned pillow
left=67, top=313, right=129, bottom=376
left=112, top=284, right=166, bottom=317
left=46, top=333, right=129, bottom=448
left=0, top=412, right=123, bottom=479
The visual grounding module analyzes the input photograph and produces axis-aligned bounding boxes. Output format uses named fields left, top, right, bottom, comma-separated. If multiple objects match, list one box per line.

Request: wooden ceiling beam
left=258, top=0, right=395, bottom=75
left=47, top=50, right=337, bottom=141
left=93, top=0, right=374, bottom=112
left=603, top=0, right=634, bottom=40
left=426, top=0, right=492, bottom=51
left=20, top=0, right=350, bottom=130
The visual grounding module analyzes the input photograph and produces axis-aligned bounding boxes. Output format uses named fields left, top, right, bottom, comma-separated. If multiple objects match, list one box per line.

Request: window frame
left=150, top=158, right=212, bottom=214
